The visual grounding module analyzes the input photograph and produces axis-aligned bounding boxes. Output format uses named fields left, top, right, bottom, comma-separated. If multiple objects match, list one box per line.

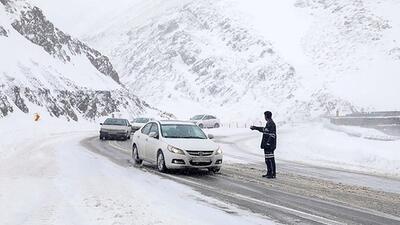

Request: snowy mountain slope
left=293, top=0, right=400, bottom=109
left=81, top=0, right=355, bottom=121
left=0, top=0, right=165, bottom=121
left=14, top=0, right=400, bottom=121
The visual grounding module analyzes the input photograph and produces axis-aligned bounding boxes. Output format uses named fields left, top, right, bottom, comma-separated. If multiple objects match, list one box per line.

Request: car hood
left=163, top=138, right=218, bottom=151
left=101, top=125, right=128, bottom=130
left=131, top=122, right=145, bottom=127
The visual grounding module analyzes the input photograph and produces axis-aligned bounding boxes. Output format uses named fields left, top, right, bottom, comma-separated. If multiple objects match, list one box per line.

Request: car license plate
left=192, top=157, right=210, bottom=163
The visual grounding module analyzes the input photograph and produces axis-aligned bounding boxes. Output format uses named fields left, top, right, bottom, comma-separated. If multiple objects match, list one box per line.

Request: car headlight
left=167, top=145, right=185, bottom=155
left=215, top=147, right=223, bottom=155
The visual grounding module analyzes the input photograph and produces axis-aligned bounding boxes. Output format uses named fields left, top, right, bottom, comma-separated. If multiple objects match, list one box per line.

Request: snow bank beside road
left=208, top=123, right=400, bottom=177
left=0, top=112, right=95, bottom=159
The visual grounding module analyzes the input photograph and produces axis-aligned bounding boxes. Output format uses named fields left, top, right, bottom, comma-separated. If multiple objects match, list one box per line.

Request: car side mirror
left=208, top=134, right=214, bottom=139
left=149, top=132, right=159, bottom=139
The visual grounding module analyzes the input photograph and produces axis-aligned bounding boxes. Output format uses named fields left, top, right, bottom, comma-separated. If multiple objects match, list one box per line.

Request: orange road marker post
left=34, top=113, right=40, bottom=122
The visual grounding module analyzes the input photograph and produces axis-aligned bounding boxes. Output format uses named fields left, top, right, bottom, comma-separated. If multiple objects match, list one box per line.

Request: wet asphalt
left=81, top=135, right=400, bottom=225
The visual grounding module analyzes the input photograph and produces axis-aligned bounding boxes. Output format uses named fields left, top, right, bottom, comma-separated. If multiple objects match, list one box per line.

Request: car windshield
left=190, top=115, right=204, bottom=120
left=103, top=118, right=126, bottom=126
left=135, top=118, right=150, bottom=123
left=161, top=124, right=207, bottom=139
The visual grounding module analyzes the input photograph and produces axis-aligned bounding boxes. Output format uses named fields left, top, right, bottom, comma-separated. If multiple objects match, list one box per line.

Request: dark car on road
left=100, top=118, right=132, bottom=140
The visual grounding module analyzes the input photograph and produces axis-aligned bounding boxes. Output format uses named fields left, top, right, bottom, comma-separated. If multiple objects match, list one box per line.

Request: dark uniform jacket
left=253, top=119, right=277, bottom=150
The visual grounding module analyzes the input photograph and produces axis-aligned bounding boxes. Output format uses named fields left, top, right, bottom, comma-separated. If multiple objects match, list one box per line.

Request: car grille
left=189, top=161, right=212, bottom=166
left=186, top=151, right=213, bottom=156
left=101, top=129, right=126, bottom=133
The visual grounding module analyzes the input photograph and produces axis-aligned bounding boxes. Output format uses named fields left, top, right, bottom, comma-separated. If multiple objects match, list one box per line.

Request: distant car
left=131, top=120, right=223, bottom=173
left=99, top=118, right=131, bottom=140
left=130, top=117, right=154, bottom=132
left=190, top=114, right=220, bottom=128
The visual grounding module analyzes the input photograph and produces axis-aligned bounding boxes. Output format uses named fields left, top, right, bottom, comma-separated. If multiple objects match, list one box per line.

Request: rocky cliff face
left=0, top=82, right=148, bottom=121
left=7, top=4, right=119, bottom=83
left=0, top=25, right=6, bottom=36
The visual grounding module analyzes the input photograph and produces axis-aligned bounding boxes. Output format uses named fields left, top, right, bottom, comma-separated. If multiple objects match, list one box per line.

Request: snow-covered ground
left=207, top=122, right=400, bottom=177
left=2, top=0, right=400, bottom=222
left=0, top=116, right=274, bottom=225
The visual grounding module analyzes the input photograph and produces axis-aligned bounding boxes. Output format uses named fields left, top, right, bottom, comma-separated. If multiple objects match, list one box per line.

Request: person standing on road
left=250, top=111, right=277, bottom=179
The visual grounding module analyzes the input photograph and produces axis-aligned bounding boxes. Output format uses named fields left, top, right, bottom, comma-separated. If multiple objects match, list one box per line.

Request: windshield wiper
left=181, top=137, right=206, bottom=139
left=165, top=136, right=206, bottom=139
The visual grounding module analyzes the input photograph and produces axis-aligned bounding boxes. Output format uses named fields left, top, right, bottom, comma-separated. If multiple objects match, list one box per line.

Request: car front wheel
left=214, top=123, right=220, bottom=128
left=157, top=151, right=167, bottom=172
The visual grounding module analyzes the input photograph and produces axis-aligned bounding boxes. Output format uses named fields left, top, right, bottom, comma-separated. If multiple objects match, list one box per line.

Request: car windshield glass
left=161, top=124, right=207, bottom=139
left=103, top=118, right=126, bottom=126
left=135, top=118, right=150, bottom=123
left=190, top=115, right=204, bottom=120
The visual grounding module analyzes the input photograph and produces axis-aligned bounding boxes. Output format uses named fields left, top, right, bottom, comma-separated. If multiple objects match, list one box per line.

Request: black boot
left=271, top=157, right=276, bottom=178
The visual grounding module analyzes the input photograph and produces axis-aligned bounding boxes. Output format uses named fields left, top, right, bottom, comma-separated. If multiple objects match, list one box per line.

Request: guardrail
left=220, top=121, right=264, bottom=128
left=329, top=111, right=400, bottom=136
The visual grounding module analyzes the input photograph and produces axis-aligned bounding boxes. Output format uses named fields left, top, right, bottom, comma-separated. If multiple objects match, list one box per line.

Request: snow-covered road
left=1, top=123, right=400, bottom=225
left=0, top=131, right=273, bottom=225
left=83, top=135, right=400, bottom=225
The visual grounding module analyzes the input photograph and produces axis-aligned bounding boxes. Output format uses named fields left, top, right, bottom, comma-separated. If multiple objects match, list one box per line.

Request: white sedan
left=190, top=114, right=221, bottom=128
left=131, top=120, right=223, bottom=172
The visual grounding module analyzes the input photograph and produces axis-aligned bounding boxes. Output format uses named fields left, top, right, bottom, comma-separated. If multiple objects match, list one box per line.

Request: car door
left=145, top=123, right=160, bottom=163
left=137, top=123, right=152, bottom=160
left=125, top=119, right=132, bottom=133
left=203, top=115, right=212, bottom=128
left=209, top=115, right=217, bottom=127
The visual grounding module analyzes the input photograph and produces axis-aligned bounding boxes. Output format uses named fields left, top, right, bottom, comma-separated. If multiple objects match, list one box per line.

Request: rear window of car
left=135, top=118, right=150, bottom=123
left=190, top=115, right=204, bottom=120
left=103, top=118, right=127, bottom=126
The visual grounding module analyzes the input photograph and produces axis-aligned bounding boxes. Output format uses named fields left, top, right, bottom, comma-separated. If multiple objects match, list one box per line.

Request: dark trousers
left=264, top=148, right=276, bottom=176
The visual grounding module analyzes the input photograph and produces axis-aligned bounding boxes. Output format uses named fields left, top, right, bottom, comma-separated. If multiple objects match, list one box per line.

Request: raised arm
left=250, top=126, right=264, bottom=132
